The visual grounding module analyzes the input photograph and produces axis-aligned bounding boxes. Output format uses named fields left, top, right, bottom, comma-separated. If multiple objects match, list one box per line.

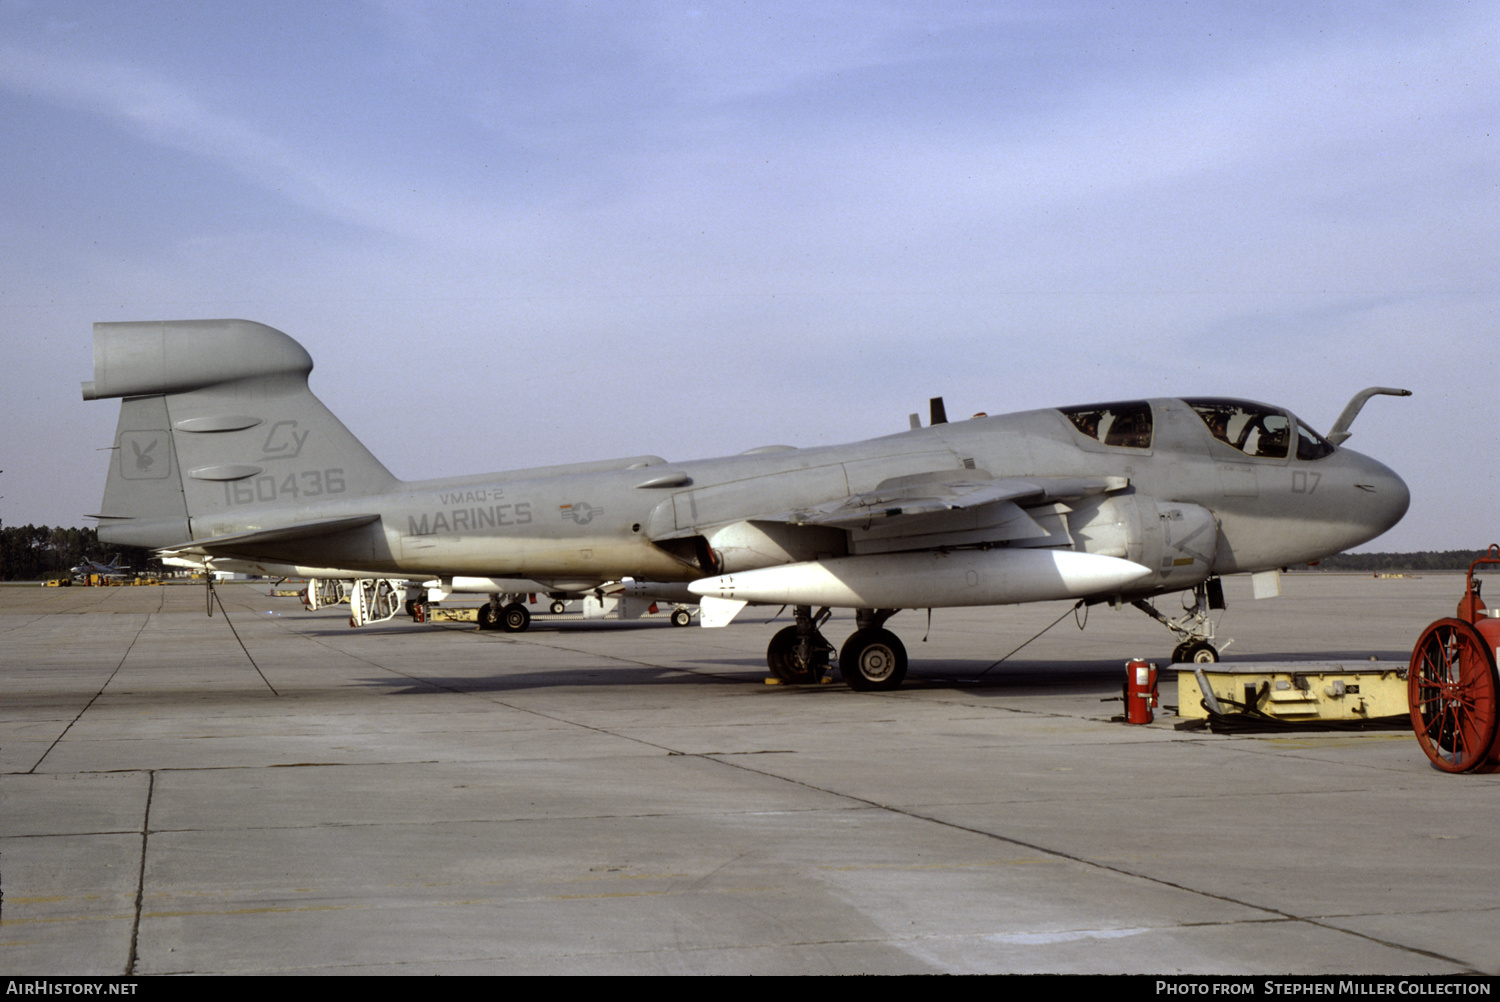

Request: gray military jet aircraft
left=71, top=554, right=129, bottom=581
left=84, top=319, right=1410, bottom=690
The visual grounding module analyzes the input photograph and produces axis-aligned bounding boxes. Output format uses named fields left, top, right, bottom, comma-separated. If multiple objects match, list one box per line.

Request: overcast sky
left=2, top=1, right=1494, bottom=552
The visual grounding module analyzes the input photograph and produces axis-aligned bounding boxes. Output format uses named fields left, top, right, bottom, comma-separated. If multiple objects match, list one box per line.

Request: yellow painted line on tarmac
left=1, top=913, right=134, bottom=927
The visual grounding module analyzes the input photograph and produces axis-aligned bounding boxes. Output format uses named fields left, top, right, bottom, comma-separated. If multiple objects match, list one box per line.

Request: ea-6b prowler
left=84, top=319, right=1410, bottom=690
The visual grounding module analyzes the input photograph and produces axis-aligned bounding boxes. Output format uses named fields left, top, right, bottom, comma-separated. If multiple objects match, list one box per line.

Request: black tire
left=1170, top=642, right=1189, bottom=663
left=840, top=628, right=908, bottom=691
left=477, top=604, right=500, bottom=630
left=500, top=602, right=531, bottom=632
left=766, top=625, right=826, bottom=683
left=671, top=608, right=692, bottom=627
left=550, top=600, right=567, bottom=615
left=1184, top=641, right=1219, bottom=664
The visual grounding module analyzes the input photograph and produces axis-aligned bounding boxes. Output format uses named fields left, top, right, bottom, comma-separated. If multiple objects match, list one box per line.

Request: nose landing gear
left=1173, top=640, right=1221, bottom=664
left=1135, top=578, right=1227, bottom=663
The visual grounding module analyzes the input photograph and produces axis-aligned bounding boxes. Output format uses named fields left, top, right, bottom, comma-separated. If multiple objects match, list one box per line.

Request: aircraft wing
left=693, top=472, right=1134, bottom=558
left=778, top=473, right=1129, bottom=529
left=157, top=514, right=383, bottom=557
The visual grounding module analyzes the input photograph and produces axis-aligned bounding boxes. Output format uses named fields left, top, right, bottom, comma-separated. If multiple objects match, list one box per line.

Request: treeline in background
left=1309, top=550, right=1497, bottom=572
left=1, top=525, right=159, bottom=581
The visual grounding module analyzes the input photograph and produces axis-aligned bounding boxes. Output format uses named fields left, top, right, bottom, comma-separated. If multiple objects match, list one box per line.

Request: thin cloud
left=0, top=43, right=504, bottom=246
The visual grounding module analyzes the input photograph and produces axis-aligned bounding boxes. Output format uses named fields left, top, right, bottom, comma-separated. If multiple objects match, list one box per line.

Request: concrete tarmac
left=2, top=573, right=1496, bottom=975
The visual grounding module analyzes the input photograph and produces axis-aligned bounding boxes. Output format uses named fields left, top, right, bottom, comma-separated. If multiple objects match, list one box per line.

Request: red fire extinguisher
left=1124, top=658, right=1159, bottom=724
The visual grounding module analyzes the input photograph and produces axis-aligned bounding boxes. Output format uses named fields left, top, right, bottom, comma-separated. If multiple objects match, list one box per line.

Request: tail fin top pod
left=86, top=320, right=398, bottom=549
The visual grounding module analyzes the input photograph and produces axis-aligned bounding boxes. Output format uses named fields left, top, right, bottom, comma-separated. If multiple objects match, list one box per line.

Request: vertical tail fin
left=86, top=320, right=397, bottom=549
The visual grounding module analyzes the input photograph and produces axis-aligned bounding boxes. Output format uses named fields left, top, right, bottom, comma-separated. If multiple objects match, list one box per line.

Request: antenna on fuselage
left=930, top=397, right=948, bottom=425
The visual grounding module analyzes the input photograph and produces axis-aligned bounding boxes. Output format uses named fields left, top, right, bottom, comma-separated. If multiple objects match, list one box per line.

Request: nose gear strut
left=1133, top=578, right=1231, bottom=663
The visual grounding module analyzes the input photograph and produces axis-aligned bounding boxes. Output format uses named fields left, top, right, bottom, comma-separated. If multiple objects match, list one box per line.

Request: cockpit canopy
left=1182, top=397, right=1335, bottom=460
left=1058, top=400, right=1153, bottom=449
left=1058, top=397, right=1337, bottom=460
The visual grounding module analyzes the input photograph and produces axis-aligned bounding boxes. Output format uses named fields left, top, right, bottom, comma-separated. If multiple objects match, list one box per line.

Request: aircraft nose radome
left=1350, top=451, right=1411, bottom=536
left=1386, top=468, right=1412, bottom=529
left=1385, top=471, right=1411, bottom=533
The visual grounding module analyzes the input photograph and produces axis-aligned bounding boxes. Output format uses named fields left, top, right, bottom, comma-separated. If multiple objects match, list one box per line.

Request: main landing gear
left=841, top=609, right=907, bottom=691
left=764, top=607, right=908, bottom=691
left=1133, top=578, right=1227, bottom=663
left=767, top=606, right=834, bottom=684
left=477, top=594, right=532, bottom=632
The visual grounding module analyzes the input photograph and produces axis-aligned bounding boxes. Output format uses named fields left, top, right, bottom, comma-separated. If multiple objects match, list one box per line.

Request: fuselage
left=165, top=396, right=1408, bottom=602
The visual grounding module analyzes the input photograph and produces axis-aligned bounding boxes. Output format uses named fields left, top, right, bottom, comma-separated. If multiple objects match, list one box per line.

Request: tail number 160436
left=224, top=468, right=346, bottom=505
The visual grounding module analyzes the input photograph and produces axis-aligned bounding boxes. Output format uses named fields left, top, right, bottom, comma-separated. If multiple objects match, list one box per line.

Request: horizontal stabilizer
left=83, top=319, right=313, bottom=400
left=159, top=514, right=382, bottom=557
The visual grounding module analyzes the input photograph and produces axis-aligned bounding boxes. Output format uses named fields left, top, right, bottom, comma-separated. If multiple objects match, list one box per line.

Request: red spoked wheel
left=1408, top=618, right=1500, bottom=773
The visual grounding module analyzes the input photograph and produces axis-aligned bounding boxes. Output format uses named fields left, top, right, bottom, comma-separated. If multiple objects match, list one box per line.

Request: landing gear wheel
left=550, top=600, right=567, bottom=615
left=1171, top=642, right=1190, bottom=663
left=671, top=608, right=692, bottom=627
left=500, top=602, right=531, bottom=633
left=404, top=599, right=417, bottom=617
left=840, top=628, right=908, bottom=691
left=476, top=604, right=500, bottom=630
left=1409, top=618, right=1499, bottom=773
left=766, top=625, right=828, bottom=684
left=1183, top=641, right=1219, bottom=664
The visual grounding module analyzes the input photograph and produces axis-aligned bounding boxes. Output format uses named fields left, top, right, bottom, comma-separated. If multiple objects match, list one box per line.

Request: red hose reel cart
left=1408, top=545, right=1500, bottom=773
